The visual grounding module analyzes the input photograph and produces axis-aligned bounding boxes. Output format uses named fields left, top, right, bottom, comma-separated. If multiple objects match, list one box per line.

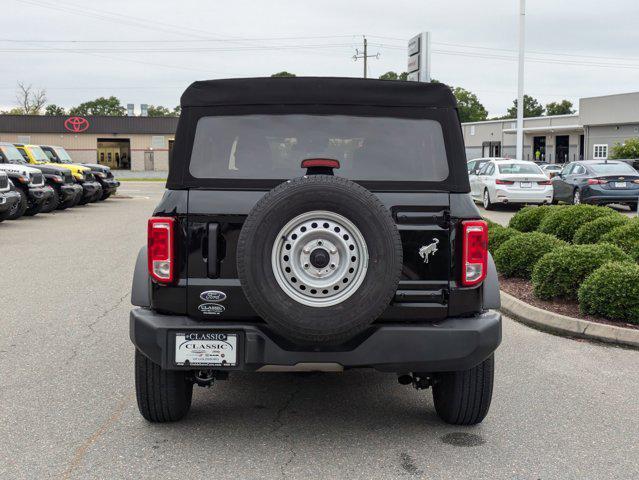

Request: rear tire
left=432, top=354, right=494, bottom=425
left=9, top=188, right=28, bottom=220
left=134, top=350, right=193, bottom=423
left=482, top=189, right=494, bottom=210
left=572, top=189, right=581, bottom=205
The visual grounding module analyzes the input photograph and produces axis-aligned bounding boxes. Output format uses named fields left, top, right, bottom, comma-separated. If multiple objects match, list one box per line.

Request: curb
left=499, top=291, right=639, bottom=349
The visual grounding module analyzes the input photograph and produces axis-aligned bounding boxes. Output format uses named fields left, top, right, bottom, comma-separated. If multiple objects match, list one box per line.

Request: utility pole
left=353, top=36, right=379, bottom=78
left=516, top=0, right=526, bottom=160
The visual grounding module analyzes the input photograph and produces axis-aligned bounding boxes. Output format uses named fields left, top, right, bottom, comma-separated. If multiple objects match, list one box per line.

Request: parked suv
left=15, top=144, right=102, bottom=205
left=0, top=143, right=81, bottom=212
left=130, top=78, right=501, bottom=425
left=0, top=143, right=49, bottom=218
left=40, top=145, right=120, bottom=200
left=0, top=171, right=20, bottom=222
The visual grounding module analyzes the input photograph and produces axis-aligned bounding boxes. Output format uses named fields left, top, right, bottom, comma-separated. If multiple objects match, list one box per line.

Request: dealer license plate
left=520, top=181, right=532, bottom=188
left=174, top=332, right=238, bottom=367
left=614, top=182, right=627, bottom=188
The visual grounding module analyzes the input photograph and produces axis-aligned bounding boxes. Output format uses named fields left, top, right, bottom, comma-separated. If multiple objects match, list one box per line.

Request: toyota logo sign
left=64, top=116, right=90, bottom=133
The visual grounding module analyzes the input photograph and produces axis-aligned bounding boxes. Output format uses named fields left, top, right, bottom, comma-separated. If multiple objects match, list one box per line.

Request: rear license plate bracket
left=172, top=331, right=240, bottom=368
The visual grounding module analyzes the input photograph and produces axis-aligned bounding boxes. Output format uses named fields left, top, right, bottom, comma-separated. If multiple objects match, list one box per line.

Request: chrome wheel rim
left=574, top=190, right=580, bottom=204
left=483, top=190, right=490, bottom=208
left=271, top=210, right=369, bottom=307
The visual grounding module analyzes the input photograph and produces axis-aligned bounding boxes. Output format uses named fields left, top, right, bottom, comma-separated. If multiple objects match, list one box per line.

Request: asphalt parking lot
left=1, top=182, right=638, bottom=480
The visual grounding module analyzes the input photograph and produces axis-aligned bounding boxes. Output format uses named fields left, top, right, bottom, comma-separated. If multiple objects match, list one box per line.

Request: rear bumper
left=495, top=187, right=553, bottom=204
left=582, top=187, right=639, bottom=204
left=130, top=308, right=502, bottom=373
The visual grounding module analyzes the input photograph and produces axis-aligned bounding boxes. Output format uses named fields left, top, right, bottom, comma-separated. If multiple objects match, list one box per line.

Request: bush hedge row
left=578, top=262, right=639, bottom=324
left=573, top=215, right=630, bottom=244
left=531, top=243, right=631, bottom=300
left=537, top=205, right=618, bottom=242
left=508, top=205, right=554, bottom=232
left=494, top=232, right=567, bottom=279
left=487, top=223, right=521, bottom=253
left=599, top=218, right=639, bottom=262
left=489, top=203, right=638, bottom=324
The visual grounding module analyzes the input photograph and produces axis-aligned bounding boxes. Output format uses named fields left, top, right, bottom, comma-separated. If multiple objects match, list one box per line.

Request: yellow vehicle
left=15, top=144, right=102, bottom=204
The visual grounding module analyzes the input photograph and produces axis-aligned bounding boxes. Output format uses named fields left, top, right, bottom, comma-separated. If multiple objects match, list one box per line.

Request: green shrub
left=573, top=215, right=630, bottom=244
left=532, top=244, right=631, bottom=299
left=578, top=262, right=639, bottom=324
left=508, top=205, right=554, bottom=232
left=599, top=219, right=639, bottom=262
left=483, top=217, right=498, bottom=229
left=488, top=224, right=522, bottom=254
left=494, top=232, right=567, bottom=278
left=537, top=204, right=618, bottom=242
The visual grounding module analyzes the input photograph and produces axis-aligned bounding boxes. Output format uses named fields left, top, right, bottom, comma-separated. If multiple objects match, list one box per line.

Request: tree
left=1, top=107, right=26, bottom=115
left=452, top=87, right=488, bottom=123
left=69, top=96, right=125, bottom=116
left=45, top=104, right=66, bottom=115
left=378, top=71, right=409, bottom=81
left=146, top=105, right=174, bottom=117
left=545, top=100, right=575, bottom=116
left=15, top=82, right=47, bottom=114
left=610, top=138, right=639, bottom=159
left=271, top=71, right=296, bottom=77
left=505, top=95, right=544, bottom=118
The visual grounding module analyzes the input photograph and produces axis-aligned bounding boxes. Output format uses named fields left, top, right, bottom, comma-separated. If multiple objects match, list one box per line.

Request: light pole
left=516, top=0, right=526, bottom=160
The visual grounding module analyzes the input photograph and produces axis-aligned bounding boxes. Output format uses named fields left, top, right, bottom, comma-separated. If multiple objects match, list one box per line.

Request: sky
left=2, top=0, right=639, bottom=117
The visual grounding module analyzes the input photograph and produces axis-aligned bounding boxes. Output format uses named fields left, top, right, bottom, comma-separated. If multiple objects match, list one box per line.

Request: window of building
left=593, top=144, right=608, bottom=160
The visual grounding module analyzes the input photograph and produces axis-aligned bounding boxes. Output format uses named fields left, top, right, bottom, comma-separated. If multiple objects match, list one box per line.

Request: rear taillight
left=537, top=180, right=551, bottom=185
left=461, top=220, right=488, bottom=287
left=495, top=179, right=514, bottom=185
left=588, top=179, right=607, bottom=185
left=148, top=217, right=175, bottom=283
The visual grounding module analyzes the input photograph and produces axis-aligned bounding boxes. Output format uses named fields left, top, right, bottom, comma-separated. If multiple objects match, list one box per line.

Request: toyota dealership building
left=0, top=114, right=178, bottom=171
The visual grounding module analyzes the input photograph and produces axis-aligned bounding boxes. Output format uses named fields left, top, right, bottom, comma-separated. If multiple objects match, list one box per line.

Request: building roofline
left=462, top=113, right=579, bottom=126
left=502, top=124, right=583, bottom=133
left=581, top=91, right=639, bottom=101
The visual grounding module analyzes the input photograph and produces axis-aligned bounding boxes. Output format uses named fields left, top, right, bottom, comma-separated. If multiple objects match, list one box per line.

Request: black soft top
left=169, top=77, right=469, bottom=192
left=181, top=77, right=457, bottom=108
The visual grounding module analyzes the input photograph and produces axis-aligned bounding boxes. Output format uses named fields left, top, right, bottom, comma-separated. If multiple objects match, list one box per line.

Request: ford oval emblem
left=200, top=290, right=227, bottom=302
left=198, top=303, right=225, bottom=315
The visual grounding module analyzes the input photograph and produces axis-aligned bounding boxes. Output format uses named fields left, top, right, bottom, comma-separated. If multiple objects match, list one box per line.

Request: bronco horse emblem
left=418, top=238, right=440, bottom=263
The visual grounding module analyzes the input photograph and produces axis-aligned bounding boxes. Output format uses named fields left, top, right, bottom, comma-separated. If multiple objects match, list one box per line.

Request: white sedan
left=470, top=159, right=553, bottom=209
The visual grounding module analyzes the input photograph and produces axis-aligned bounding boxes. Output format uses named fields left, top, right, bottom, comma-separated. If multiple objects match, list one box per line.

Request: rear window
left=589, top=162, right=637, bottom=175
left=497, top=163, right=542, bottom=175
left=188, top=114, right=449, bottom=182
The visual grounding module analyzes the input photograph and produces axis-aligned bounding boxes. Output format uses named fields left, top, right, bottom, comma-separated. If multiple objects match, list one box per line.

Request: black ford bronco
left=130, top=77, right=501, bottom=425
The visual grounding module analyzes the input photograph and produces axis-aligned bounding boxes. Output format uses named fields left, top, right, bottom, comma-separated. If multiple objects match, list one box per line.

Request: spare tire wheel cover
left=237, top=175, right=403, bottom=345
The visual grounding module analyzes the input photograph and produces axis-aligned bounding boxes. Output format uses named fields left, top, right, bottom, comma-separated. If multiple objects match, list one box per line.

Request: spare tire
left=237, top=175, right=402, bottom=345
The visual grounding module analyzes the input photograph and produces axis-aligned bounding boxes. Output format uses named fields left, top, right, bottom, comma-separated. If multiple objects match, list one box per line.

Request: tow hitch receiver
left=398, top=374, right=433, bottom=390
